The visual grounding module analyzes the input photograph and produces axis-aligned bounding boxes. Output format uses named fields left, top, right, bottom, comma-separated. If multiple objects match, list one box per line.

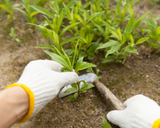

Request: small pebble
left=155, top=65, right=158, bottom=68
left=24, top=125, right=30, bottom=128
left=60, top=115, right=65, bottom=119
left=111, top=79, right=115, bottom=83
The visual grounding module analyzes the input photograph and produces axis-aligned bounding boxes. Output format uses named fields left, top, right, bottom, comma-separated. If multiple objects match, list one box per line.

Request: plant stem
left=77, top=82, right=80, bottom=94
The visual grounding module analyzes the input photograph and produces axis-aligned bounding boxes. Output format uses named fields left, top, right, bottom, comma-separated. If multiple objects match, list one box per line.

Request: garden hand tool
left=59, top=73, right=125, bottom=110
left=60, top=73, right=160, bottom=128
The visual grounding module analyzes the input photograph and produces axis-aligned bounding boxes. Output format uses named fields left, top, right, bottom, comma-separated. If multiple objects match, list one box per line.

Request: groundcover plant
left=0, top=0, right=20, bottom=20
left=31, top=0, right=96, bottom=101
left=27, top=0, right=158, bottom=100
left=3, top=0, right=160, bottom=101
left=9, top=28, right=21, bottom=44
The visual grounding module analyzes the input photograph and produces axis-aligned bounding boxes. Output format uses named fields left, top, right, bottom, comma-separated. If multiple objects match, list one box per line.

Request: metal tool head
left=59, top=73, right=97, bottom=98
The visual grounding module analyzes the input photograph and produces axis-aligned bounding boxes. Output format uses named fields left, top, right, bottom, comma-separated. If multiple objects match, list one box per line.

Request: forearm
left=0, top=87, right=29, bottom=128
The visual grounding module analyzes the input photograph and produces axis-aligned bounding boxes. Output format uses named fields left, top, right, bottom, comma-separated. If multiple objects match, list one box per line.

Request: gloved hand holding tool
left=0, top=60, right=78, bottom=128
left=107, top=94, right=160, bottom=128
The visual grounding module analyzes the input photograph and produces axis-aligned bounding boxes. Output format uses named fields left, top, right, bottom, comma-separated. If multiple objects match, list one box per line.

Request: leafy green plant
left=112, top=0, right=130, bottom=27
left=111, top=0, right=137, bottom=27
left=30, top=0, right=79, bottom=43
left=30, top=0, right=96, bottom=101
left=102, top=117, right=112, bottom=128
left=25, top=0, right=155, bottom=101
left=144, top=19, right=160, bottom=50
left=97, top=14, right=148, bottom=64
left=15, top=0, right=39, bottom=23
left=9, top=28, right=21, bottom=44
left=0, top=0, right=20, bottom=20
left=62, top=1, right=103, bottom=59
left=39, top=41, right=96, bottom=101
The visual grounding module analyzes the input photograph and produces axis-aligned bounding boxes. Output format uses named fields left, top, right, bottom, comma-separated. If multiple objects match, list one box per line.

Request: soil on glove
left=0, top=0, right=160, bottom=128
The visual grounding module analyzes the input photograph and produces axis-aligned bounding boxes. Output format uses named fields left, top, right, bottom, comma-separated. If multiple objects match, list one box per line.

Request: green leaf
left=128, top=3, right=134, bottom=15
left=138, top=11, right=150, bottom=22
left=66, top=0, right=75, bottom=8
left=88, top=41, right=99, bottom=53
left=15, top=7, right=28, bottom=16
left=136, top=37, right=148, bottom=45
left=75, top=57, right=96, bottom=72
left=57, top=9, right=64, bottom=33
left=87, top=11, right=104, bottom=22
left=79, top=52, right=87, bottom=58
left=125, top=46, right=138, bottom=54
left=60, top=22, right=80, bottom=36
left=71, top=83, right=78, bottom=90
left=75, top=15, right=84, bottom=24
left=52, top=31, right=60, bottom=48
left=94, top=23, right=105, bottom=34
left=117, top=28, right=122, bottom=41
left=129, top=34, right=134, bottom=47
left=156, top=26, right=160, bottom=35
left=68, top=95, right=76, bottom=101
left=0, top=4, right=8, bottom=11
left=44, top=50, right=72, bottom=71
left=102, top=117, right=112, bottom=128
left=62, top=2, right=70, bottom=17
left=109, top=29, right=120, bottom=40
left=74, top=92, right=79, bottom=99
left=10, top=28, right=15, bottom=37
left=44, top=16, right=54, bottom=30
left=124, top=14, right=135, bottom=35
left=121, top=4, right=128, bottom=17
left=68, top=92, right=78, bottom=101
left=97, top=40, right=119, bottom=49
left=105, top=42, right=121, bottom=58
left=103, top=56, right=117, bottom=63
left=65, top=49, right=73, bottom=56
left=64, top=87, right=77, bottom=93
left=80, top=84, right=94, bottom=92
left=12, top=4, right=20, bottom=8
left=36, top=45, right=54, bottom=50
left=31, top=5, right=53, bottom=18
left=146, top=19, right=157, bottom=29
left=105, top=0, right=110, bottom=9
left=116, top=3, right=121, bottom=16
left=53, top=0, right=59, bottom=14
left=61, top=36, right=79, bottom=46
left=30, top=11, right=39, bottom=17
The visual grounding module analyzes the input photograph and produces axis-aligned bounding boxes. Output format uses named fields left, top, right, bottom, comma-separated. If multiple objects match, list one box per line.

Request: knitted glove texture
left=107, top=95, right=160, bottom=128
left=17, top=60, right=78, bottom=117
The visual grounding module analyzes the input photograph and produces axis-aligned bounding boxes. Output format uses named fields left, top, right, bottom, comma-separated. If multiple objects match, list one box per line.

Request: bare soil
left=0, top=0, right=160, bottom=128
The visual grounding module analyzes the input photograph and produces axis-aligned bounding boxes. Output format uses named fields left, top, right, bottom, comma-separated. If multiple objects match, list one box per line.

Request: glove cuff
left=152, top=118, right=160, bottom=128
left=6, top=83, right=35, bottom=123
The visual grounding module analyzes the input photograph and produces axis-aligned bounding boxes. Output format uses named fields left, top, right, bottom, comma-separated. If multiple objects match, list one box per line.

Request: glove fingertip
left=106, top=111, right=114, bottom=121
left=68, top=72, right=79, bottom=84
left=60, top=72, right=79, bottom=86
left=106, top=110, right=122, bottom=122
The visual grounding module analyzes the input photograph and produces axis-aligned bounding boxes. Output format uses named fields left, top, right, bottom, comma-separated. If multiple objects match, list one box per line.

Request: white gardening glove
left=107, top=94, right=160, bottom=128
left=7, top=60, right=78, bottom=123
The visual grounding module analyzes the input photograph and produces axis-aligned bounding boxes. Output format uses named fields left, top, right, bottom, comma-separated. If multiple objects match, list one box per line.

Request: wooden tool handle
left=93, top=79, right=126, bottom=110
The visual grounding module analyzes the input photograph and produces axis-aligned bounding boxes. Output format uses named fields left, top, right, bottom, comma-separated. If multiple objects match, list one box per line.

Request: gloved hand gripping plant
left=43, top=40, right=96, bottom=101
